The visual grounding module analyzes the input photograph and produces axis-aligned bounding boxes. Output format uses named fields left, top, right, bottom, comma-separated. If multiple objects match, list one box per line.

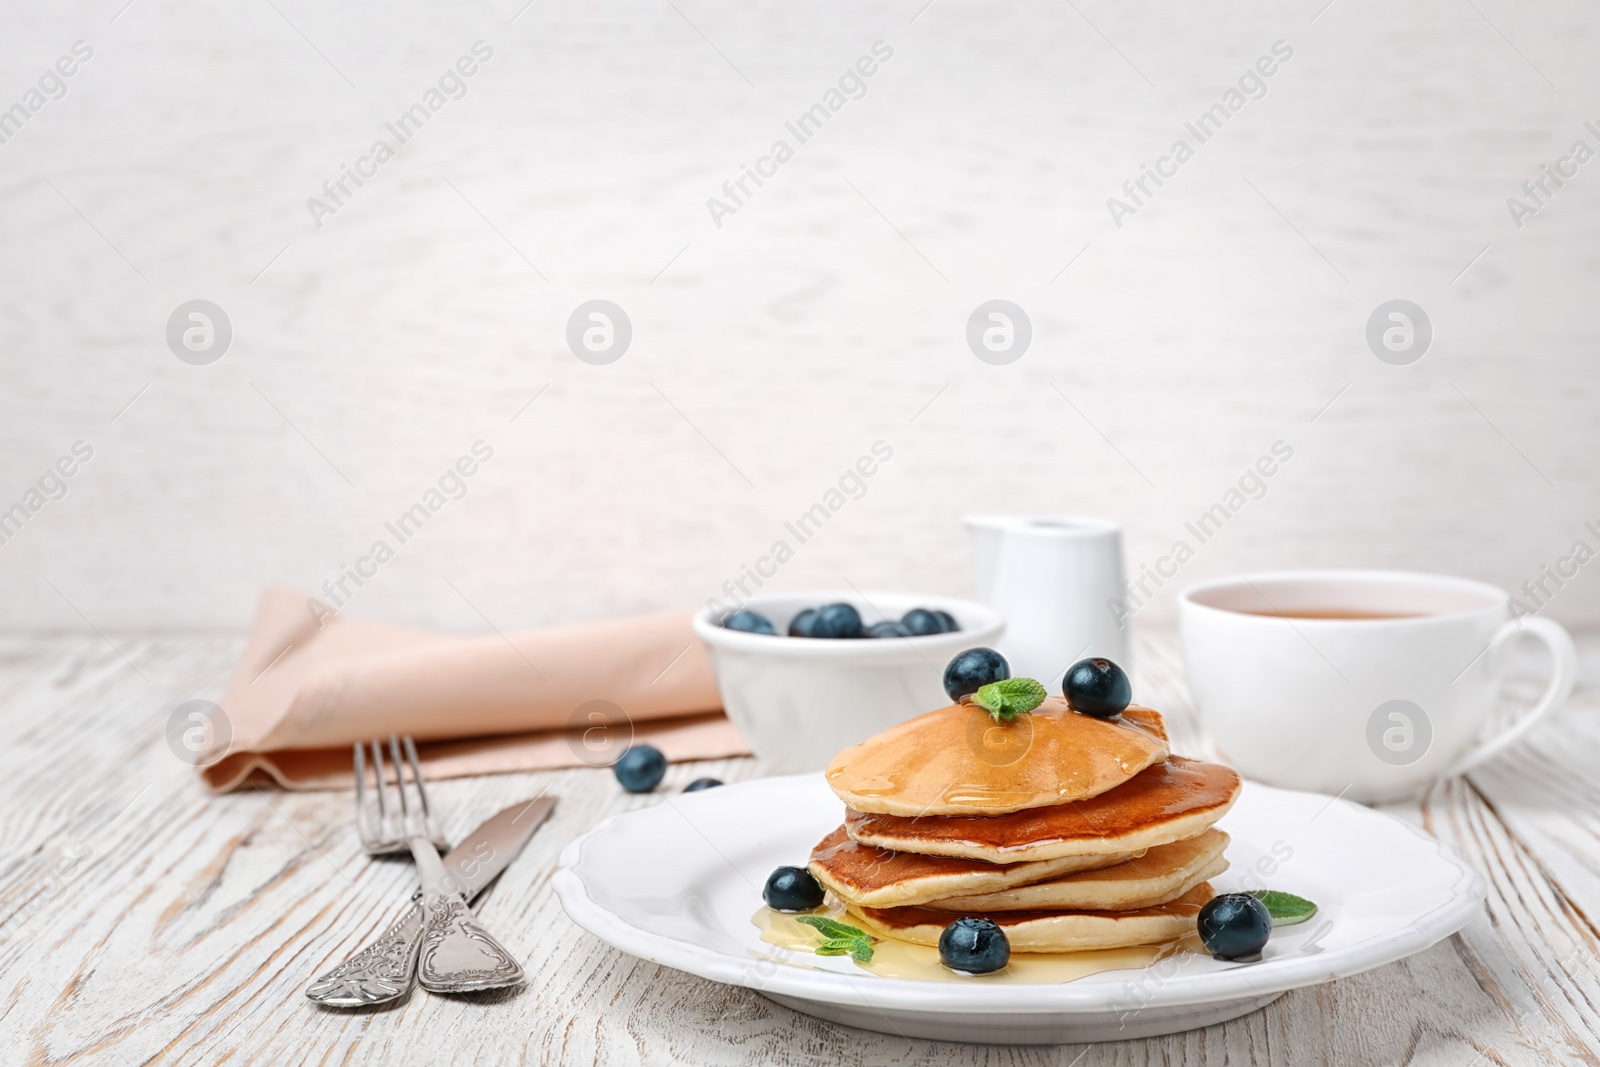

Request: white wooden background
left=0, top=1, right=1598, bottom=635
left=1, top=629, right=1596, bottom=1066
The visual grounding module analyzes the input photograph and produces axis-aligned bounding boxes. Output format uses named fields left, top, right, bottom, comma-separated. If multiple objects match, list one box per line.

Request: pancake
left=852, top=883, right=1214, bottom=952
left=806, top=825, right=1145, bottom=908
left=826, top=697, right=1170, bottom=817
left=923, top=829, right=1229, bottom=912
left=845, top=757, right=1240, bottom=863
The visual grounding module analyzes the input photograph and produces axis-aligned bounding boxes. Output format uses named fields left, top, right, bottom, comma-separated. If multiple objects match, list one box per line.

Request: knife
left=306, top=796, right=557, bottom=1008
left=438, top=796, right=556, bottom=901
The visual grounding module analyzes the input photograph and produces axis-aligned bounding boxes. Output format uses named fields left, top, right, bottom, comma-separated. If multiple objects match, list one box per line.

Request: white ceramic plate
left=554, top=774, right=1485, bottom=1044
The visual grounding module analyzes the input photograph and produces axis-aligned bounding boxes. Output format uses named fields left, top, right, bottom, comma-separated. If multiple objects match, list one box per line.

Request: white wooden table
left=1, top=630, right=1597, bottom=1066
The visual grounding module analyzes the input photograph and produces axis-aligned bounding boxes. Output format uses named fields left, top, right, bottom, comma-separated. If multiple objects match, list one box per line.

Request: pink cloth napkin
left=201, top=587, right=748, bottom=791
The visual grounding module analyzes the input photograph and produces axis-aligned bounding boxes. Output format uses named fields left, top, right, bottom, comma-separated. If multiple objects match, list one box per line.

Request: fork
left=306, top=735, right=524, bottom=1006
left=352, top=735, right=450, bottom=855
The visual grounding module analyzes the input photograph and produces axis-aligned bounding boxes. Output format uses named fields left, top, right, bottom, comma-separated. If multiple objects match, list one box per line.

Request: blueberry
left=900, top=608, right=945, bottom=636
left=810, top=603, right=864, bottom=639
left=683, top=777, right=723, bottom=792
left=868, top=619, right=913, bottom=639
left=723, top=610, right=775, bottom=635
left=788, top=608, right=819, bottom=637
left=1063, top=657, right=1131, bottom=718
left=933, top=609, right=959, bottom=633
left=612, top=744, right=667, bottom=793
left=763, top=866, right=825, bottom=911
left=943, top=647, right=1010, bottom=702
left=938, top=917, right=1010, bottom=974
left=1197, top=893, right=1272, bottom=961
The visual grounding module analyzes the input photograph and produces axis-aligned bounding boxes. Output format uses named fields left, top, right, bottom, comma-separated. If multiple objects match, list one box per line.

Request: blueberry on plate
left=722, top=610, right=776, bottom=635
left=867, top=619, right=913, bottom=639
left=612, top=744, right=667, bottom=793
left=900, top=608, right=945, bottom=636
left=763, top=866, right=825, bottom=911
left=1062, top=657, right=1132, bottom=718
left=943, top=647, right=1011, bottom=701
left=810, top=602, right=864, bottom=639
left=683, top=777, right=723, bottom=792
left=933, top=609, right=959, bottom=633
left=938, top=917, right=1010, bottom=974
left=1197, top=893, right=1272, bottom=961
left=788, top=607, right=819, bottom=637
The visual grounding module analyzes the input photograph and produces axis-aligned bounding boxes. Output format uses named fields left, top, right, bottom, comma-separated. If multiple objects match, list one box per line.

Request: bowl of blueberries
left=692, top=591, right=1005, bottom=774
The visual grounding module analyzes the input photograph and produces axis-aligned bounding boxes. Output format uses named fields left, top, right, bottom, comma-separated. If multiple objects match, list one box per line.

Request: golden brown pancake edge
left=806, top=825, right=1145, bottom=908
left=844, top=757, right=1241, bottom=863
left=922, top=828, right=1231, bottom=912
left=850, top=883, right=1214, bottom=952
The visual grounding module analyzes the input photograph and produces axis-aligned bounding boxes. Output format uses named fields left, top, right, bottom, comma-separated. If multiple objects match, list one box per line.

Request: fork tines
left=353, top=734, right=447, bottom=854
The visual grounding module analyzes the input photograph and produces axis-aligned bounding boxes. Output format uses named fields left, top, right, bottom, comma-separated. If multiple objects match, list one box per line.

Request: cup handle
left=1448, top=615, right=1577, bottom=775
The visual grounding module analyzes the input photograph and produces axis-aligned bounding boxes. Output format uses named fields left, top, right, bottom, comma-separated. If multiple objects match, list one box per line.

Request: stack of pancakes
left=812, top=696, right=1242, bottom=952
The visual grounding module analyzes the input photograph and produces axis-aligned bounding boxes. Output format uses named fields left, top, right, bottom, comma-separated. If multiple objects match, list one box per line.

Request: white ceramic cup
left=692, top=592, right=1005, bottom=774
left=1179, top=570, right=1577, bottom=804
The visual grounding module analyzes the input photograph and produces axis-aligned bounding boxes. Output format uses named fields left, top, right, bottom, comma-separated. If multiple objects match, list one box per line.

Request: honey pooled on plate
left=752, top=905, right=1199, bottom=985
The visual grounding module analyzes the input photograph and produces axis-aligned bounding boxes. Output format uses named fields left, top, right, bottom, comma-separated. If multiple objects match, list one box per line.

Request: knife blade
left=306, top=794, right=557, bottom=1008
left=441, top=795, right=557, bottom=901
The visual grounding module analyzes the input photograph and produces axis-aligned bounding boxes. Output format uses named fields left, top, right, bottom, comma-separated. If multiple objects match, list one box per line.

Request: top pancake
left=825, top=697, right=1170, bottom=816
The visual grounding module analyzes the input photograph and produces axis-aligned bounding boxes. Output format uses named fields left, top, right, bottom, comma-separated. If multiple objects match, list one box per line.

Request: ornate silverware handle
left=409, top=836, right=525, bottom=993
left=305, top=903, right=424, bottom=1007
left=308, top=793, right=554, bottom=1008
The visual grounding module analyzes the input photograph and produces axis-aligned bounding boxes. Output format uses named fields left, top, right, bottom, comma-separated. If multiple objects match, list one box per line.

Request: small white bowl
left=691, top=591, right=1005, bottom=774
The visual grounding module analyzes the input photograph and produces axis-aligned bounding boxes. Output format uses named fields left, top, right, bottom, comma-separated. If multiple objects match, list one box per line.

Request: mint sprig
left=1246, top=890, right=1318, bottom=926
left=795, top=915, right=875, bottom=962
left=794, top=915, right=860, bottom=939
left=972, top=677, right=1047, bottom=722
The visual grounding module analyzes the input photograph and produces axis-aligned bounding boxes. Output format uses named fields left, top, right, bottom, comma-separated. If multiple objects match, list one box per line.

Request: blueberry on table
left=683, top=777, right=723, bottom=792
left=933, top=609, right=959, bottom=633
left=868, top=619, right=913, bottom=639
left=938, top=917, right=1010, bottom=974
left=788, top=608, right=819, bottom=637
left=943, top=647, right=1011, bottom=701
left=723, top=610, right=775, bottom=635
left=763, top=866, right=825, bottom=911
left=810, top=603, right=864, bottom=639
left=1198, top=893, right=1272, bottom=961
left=900, top=608, right=945, bottom=636
left=612, top=744, right=667, bottom=793
left=1062, top=657, right=1131, bottom=718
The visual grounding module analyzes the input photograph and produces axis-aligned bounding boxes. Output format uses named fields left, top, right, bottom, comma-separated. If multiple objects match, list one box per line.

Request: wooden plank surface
left=0, top=631, right=1596, bottom=1067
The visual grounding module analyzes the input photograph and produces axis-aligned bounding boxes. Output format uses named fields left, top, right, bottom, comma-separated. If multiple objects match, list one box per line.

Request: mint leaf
left=795, top=915, right=868, bottom=940
left=972, top=677, right=1047, bottom=722
left=1247, top=890, right=1318, bottom=926
left=814, top=935, right=875, bottom=963
left=795, top=915, right=875, bottom=962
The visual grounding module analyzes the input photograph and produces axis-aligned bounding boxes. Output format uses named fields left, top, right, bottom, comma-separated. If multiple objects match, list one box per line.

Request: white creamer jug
left=965, top=515, right=1129, bottom=685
